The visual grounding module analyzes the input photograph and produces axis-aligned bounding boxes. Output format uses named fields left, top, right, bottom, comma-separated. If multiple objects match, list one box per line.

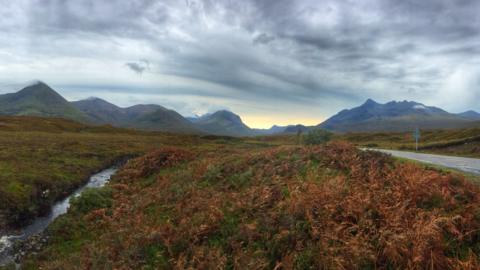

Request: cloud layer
left=1, top=0, right=479, bottom=127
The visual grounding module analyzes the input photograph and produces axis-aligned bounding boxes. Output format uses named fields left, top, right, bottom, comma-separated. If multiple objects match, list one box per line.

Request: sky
left=1, top=0, right=480, bottom=128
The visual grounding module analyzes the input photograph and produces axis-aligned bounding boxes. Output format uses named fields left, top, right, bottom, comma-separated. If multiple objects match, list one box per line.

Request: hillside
left=0, top=116, right=200, bottom=234
left=71, top=97, right=127, bottom=124
left=341, top=126, right=480, bottom=158
left=283, top=124, right=312, bottom=134
left=0, top=82, right=203, bottom=134
left=130, top=107, right=202, bottom=134
left=193, top=110, right=254, bottom=136
left=0, top=82, right=87, bottom=122
left=21, top=142, right=480, bottom=269
left=124, top=104, right=165, bottom=119
left=72, top=99, right=201, bottom=134
left=457, top=110, right=480, bottom=120
left=320, top=99, right=475, bottom=132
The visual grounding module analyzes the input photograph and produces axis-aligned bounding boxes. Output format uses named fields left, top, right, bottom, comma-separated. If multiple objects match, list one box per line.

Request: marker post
left=413, top=127, right=420, bottom=151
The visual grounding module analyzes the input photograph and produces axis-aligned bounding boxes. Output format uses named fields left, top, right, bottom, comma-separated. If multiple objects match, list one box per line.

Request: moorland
left=1, top=116, right=480, bottom=269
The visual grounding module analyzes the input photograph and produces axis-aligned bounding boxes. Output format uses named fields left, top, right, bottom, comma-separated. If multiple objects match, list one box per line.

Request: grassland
left=340, top=127, right=480, bottom=157
left=0, top=116, right=204, bottom=230
left=20, top=142, right=480, bottom=269
left=2, top=116, right=480, bottom=269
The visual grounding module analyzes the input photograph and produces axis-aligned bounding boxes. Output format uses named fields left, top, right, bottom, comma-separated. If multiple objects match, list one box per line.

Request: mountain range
left=71, top=97, right=200, bottom=134
left=0, top=82, right=258, bottom=135
left=318, top=99, right=480, bottom=132
left=1, top=81, right=480, bottom=135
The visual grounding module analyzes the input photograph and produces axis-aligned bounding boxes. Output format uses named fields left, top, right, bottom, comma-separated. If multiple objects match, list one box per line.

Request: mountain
left=127, top=106, right=201, bottom=134
left=72, top=97, right=126, bottom=124
left=268, top=125, right=288, bottom=134
left=319, top=99, right=475, bottom=132
left=72, top=99, right=200, bottom=134
left=283, top=124, right=311, bottom=134
left=252, top=125, right=288, bottom=135
left=0, top=82, right=87, bottom=121
left=124, top=104, right=165, bottom=119
left=186, top=113, right=210, bottom=123
left=193, top=110, right=254, bottom=136
left=0, top=82, right=201, bottom=134
left=457, top=110, right=480, bottom=120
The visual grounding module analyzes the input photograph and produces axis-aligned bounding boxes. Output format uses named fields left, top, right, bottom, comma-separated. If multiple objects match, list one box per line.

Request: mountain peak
left=73, top=97, right=120, bottom=108
left=16, top=81, right=65, bottom=101
left=214, top=109, right=235, bottom=115
left=458, top=110, right=480, bottom=120
left=22, top=80, right=52, bottom=90
left=0, top=81, right=87, bottom=121
left=211, top=110, right=242, bottom=123
left=21, top=80, right=47, bottom=88
left=362, top=98, right=379, bottom=106
left=195, top=110, right=252, bottom=136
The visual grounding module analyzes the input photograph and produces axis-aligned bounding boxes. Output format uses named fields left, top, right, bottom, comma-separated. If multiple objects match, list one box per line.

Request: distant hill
left=252, top=125, right=288, bottom=135
left=457, top=110, right=480, bottom=120
left=72, top=99, right=200, bottom=134
left=319, top=99, right=475, bottom=132
left=186, top=114, right=210, bottom=123
left=72, top=97, right=126, bottom=124
left=0, top=81, right=317, bottom=136
left=0, top=82, right=87, bottom=122
left=192, top=110, right=254, bottom=136
left=127, top=107, right=201, bottom=134
left=283, top=124, right=312, bottom=134
left=0, top=82, right=201, bottom=134
left=124, top=104, right=165, bottom=120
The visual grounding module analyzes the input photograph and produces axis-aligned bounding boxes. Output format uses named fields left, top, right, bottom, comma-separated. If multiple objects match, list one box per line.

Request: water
left=0, top=167, right=118, bottom=266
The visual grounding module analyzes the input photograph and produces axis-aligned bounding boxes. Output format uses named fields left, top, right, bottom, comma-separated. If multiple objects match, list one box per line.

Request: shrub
left=115, top=147, right=193, bottom=181
left=303, top=129, right=333, bottom=145
left=70, top=187, right=113, bottom=214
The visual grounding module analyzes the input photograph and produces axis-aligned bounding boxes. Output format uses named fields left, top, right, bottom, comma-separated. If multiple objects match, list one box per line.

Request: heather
left=24, top=142, right=480, bottom=269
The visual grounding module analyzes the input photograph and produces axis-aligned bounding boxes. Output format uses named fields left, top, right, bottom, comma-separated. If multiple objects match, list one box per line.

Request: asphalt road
left=371, top=149, right=480, bottom=175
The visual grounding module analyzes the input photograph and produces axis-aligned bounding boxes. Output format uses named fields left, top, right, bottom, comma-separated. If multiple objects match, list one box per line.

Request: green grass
left=340, top=127, right=480, bottom=158
left=0, top=116, right=199, bottom=229
left=5, top=116, right=480, bottom=269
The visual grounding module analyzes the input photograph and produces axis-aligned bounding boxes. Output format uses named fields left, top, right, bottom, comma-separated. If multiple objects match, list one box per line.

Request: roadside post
left=413, top=127, right=420, bottom=151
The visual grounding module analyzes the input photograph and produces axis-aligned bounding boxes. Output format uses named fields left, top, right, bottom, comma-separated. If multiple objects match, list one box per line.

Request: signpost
left=413, top=127, right=420, bottom=151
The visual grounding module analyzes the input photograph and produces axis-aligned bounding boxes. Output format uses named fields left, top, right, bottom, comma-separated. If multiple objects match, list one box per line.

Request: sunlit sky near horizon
left=1, top=0, right=480, bottom=128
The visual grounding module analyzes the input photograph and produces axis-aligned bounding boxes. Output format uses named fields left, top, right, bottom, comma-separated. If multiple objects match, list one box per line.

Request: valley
left=1, top=116, right=480, bottom=269
left=1, top=83, right=480, bottom=270
left=4, top=1, right=480, bottom=269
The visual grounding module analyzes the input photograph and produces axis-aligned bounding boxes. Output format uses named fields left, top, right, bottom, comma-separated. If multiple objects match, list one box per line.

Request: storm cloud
left=126, top=60, right=149, bottom=74
left=1, top=0, right=480, bottom=127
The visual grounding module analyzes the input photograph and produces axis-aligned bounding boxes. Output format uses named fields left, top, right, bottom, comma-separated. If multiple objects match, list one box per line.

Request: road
left=370, top=149, right=480, bottom=175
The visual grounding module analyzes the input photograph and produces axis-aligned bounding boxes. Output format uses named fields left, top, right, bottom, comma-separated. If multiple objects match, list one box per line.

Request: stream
left=0, top=167, right=118, bottom=266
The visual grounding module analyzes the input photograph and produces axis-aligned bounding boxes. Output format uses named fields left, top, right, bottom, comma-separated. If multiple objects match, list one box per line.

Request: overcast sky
left=1, top=0, right=480, bottom=128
